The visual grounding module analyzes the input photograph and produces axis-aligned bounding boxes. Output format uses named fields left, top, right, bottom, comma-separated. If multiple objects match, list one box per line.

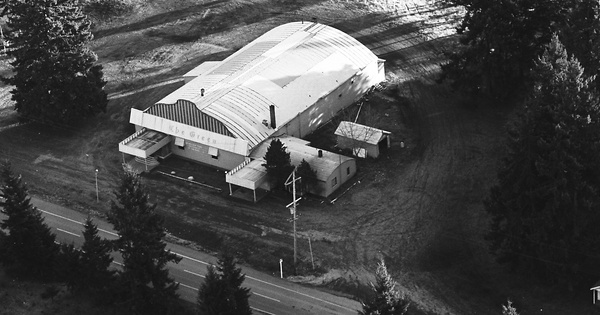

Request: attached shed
left=334, top=121, right=391, bottom=158
left=226, top=136, right=356, bottom=200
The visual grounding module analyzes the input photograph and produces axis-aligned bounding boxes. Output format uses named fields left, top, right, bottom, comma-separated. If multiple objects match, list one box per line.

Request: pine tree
left=560, top=0, right=600, bottom=90
left=262, top=138, right=292, bottom=189
left=485, top=35, right=600, bottom=287
left=197, top=252, right=251, bottom=315
left=502, top=300, right=519, bottom=315
left=296, top=159, right=318, bottom=195
left=197, top=265, right=227, bottom=315
left=360, top=259, right=409, bottom=315
left=58, top=242, right=82, bottom=291
left=80, top=217, right=116, bottom=298
left=2, top=0, right=107, bottom=124
left=0, top=160, right=60, bottom=280
left=108, top=171, right=181, bottom=314
left=441, top=0, right=600, bottom=97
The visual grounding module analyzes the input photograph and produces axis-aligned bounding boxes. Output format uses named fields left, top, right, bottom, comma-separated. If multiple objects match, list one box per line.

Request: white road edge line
left=39, top=208, right=118, bottom=237
left=178, top=282, right=198, bottom=291
left=245, top=275, right=356, bottom=312
left=56, top=228, right=80, bottom=237
left=38, top=208, right=352, bottom=312
left=251, top=306, right=277, bottom=315
left=175, top=252, right=210, bottom=266
left=253, top=292, right=281, bottom=303
left=183, top=269, right=205, bottom=278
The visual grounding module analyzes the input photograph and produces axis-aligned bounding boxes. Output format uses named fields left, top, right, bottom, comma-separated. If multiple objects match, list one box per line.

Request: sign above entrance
left=130, top=109, right=249, bottom=156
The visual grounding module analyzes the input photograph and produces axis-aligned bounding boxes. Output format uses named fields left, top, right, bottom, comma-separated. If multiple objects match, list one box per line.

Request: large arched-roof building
left=119, top=21, right=384, bottom=198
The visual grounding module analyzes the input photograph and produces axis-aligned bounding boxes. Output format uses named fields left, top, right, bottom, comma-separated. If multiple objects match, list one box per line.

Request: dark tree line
left=485, top=36, right=600, bottom=288
left=443, top=0, right=600, bottom=289
left=442, top=0, right=600, bottom=97
left=0, top=162, right=182, bottom=314
left=1, top=161, right=253, bottom=314
left=1, top=0, right=107, bottom=124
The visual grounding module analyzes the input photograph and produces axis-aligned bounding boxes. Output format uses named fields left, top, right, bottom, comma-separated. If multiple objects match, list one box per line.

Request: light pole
left=95, top=169, right=99, bottom=202
left=279, top=259, right=283, bottom=278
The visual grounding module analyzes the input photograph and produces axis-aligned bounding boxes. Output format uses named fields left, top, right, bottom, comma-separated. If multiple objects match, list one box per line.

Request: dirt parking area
left=0, top=0, right=596, bottom=314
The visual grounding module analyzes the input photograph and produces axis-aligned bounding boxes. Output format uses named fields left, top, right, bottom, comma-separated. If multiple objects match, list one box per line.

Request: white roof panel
left=150, top=22, right=380, bottom=150
left=335, top=121, right=391, bottom=145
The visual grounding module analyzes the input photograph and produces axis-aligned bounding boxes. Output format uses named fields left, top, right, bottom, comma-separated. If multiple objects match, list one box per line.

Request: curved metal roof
left=154, top=22, right=379, bottom=148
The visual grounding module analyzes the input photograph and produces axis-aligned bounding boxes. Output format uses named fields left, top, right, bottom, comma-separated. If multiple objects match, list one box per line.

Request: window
left=208, top=146, right=219, bottom=159
left=332, top=177, right=338, bottom=187
left=174, top=137, right=185, bottom=150
left=347, top=167, right=350, bottom=175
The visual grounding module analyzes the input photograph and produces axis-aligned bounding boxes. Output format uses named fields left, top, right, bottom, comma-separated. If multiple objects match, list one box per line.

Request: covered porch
left=119, top=128, right=172, bottom=172
left=225, top=159, right=271, bottom=203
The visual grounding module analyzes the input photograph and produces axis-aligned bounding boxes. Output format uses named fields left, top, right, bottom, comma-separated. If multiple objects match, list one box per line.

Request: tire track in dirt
left=307, top=4, right=504, bottom=313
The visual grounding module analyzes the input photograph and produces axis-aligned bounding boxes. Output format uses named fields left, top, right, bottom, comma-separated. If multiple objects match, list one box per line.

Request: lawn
left=0, top=0, right=597, bottom=314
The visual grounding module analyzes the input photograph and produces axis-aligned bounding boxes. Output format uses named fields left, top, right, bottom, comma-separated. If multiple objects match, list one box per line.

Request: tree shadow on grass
left=94, top=0, right=327, bottom=43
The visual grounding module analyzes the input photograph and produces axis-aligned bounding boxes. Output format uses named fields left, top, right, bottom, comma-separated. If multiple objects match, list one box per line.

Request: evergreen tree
left=0, top=161, right=59, bottom=280
left=296, top=159, right=318, bottom=195
left=262, top=139, right=293, bottom=189
left=58, top=243, right=82, bottom=291
left=360, top=259, right=409, bottom=315
left=197, top=252, right=252, bottom=315
left=441, top=0, right=600, bottom=97
left=197, top=265, right=227, bottom=315
left=560, top=0, right=600, bottom=90
left=1, top=0, right=107, bottom=124
left=502, top=300, right=519, bottom=315
left=80, top=217, right=116, bottom=298
left=108, top=171, right=181, bottom=314
left=485, top=35, right=600, bottom=287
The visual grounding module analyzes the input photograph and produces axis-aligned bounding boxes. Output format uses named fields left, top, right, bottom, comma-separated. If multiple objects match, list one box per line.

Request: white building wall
left=273, top=60, right=381, bottom=139
left=170, top=139, right=246, bottom=170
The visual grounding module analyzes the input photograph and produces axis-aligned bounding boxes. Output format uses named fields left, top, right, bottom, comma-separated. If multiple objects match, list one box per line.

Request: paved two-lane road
left=1, top=197, right=361, bottom=315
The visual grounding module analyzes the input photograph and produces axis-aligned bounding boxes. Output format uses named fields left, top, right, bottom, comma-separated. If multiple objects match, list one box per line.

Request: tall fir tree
left=57, top=242, right=82, bottom=290
left=262, top=138, right=292, bottom=189
left=360, top=259, right=409, bottom=315
left=502, top=300, right=519, bottom=315
left=441, top=0, right=600, bottom=97
left=79, top=217, right=116, bottom=299
left=560, top=0, right=600, bottom=91
left=296, top=159, right=318, bottom=195
left=197, top=265, right=227, bottom=315
left=0, top=161, right=59, bottom=280
left=1, top=0, right=107, bottom=124
left=485, top=35, right=600, bottom=287
left=108, top=171, right=181, bottom=314
left=197, top=252, right=251, bottom=315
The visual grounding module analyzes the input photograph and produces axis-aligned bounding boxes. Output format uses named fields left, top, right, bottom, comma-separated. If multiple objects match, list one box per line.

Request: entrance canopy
left=119, top=128, right=171, bottom=158
left=226, top=158, right=270, bottom=202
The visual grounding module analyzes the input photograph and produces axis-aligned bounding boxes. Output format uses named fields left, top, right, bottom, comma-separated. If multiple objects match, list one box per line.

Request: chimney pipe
left=318, top=150, right=323, bottom=158
left=201, top=88, right=205, bottom=97
left=270, top=105, right=276, bottom=129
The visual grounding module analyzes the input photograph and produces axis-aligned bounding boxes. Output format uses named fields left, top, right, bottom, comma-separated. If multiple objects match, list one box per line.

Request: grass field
left=0, top=0, right=598, bottom=314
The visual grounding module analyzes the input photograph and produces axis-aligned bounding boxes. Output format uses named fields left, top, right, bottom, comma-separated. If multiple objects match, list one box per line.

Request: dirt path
left=291, top=3, right=514, bottom=314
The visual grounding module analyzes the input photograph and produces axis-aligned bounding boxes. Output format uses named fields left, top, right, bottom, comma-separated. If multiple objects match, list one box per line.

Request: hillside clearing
left=0, top=0, right=596, bottom=314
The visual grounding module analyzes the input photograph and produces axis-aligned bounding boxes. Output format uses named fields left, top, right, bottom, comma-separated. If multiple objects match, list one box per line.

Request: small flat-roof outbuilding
left=335, top=121, right=391, bottom=158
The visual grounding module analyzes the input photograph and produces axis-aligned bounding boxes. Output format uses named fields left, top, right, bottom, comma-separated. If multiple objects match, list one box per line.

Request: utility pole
left=285, top=167, right=302, bottom=267
left=95, top=169, right=99, bottom=202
